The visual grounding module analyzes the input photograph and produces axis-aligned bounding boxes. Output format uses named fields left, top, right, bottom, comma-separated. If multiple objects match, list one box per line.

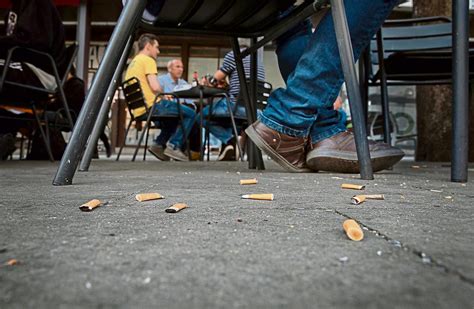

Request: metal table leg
left=451, top=0, right=469, bottom=183
left=52, top=0, right=146, bottom=185
left=79, top=36, right=134, bottom=172
left=331, top=0, right=374, bottom=180
left=231, top=38, right=265, bottom=170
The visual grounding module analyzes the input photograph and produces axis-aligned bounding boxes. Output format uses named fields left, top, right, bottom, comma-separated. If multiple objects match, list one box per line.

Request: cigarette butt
left=79, top=199, right=102, bottom=212
left=6, top=259, right=17, bottom=266
left=240, top=178, right=258, bottom=185
left=241, top=194, right=274, bottom=201
left=343, top=219, right=364, bottom=241
left=351, top=195, right=367, bottom=205
left=165, top=203, right=188, bottom=213
left=135, top=193, right=164, bottom=202
left=351, top=194, right=385, bottom=205
left=341, top=183, right=365, bottom=190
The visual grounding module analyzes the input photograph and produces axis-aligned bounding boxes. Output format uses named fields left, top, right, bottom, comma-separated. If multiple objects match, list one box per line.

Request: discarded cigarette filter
left=6, top=259, right=17, bottom=266
left=79, top=199, right=102, bottom=212
left=341, top=183, right=365, bottom=190
left=343, top=219, right=364, bottom=241
left=135, top=193, right=164, bottom=202
left=165, top=203, right=188, bottom=213
left=351, top=194, right=385, bottom=205
left=241, top=194, right=274, bottom=201
left=240, top=178, right=258, bottom=185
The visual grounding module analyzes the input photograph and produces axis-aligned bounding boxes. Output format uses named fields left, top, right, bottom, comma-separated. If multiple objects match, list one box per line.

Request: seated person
left=149, top=59, right=198, bottom=160
left=0, top=0, right=67, bottom=95
left=47, top=66, right=112, bottom=158
left=124, top=34, right=196, bottom=161
left=199, top=39, right=265, bottom=161
left=0, top=0, right=67, bottom=159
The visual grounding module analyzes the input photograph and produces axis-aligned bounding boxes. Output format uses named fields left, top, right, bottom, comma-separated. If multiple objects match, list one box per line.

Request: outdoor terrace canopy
left=0, top=0, right=80, bottom=7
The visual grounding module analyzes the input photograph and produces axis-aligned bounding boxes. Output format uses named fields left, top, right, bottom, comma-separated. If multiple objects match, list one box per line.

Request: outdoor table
left=53, top=0, right=470, bottom=185
left=171, top=85, right=240, bottom=161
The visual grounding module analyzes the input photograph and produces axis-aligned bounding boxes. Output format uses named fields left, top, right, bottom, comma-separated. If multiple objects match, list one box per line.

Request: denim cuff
left=258, top=113, right=310, bottom=138
left=310, top=125, right=346, bottom=144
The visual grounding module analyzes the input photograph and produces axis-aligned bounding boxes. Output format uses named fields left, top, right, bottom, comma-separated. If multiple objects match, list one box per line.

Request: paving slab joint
left=333, top=209, right=474, bottom=286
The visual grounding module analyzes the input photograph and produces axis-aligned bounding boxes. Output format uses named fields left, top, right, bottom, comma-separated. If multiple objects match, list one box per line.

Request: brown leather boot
left=245, top=121, right=310, bottom=172
left=306, top=131, right=404, bottom=173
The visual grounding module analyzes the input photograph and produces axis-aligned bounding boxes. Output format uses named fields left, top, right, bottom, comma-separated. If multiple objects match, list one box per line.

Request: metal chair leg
left=143, top=125, right=150, bottom=161
left=32, top=105, right=54, bottom=162
left=116, top=120, right=133, bottom=161
left=223, top=94, right=244, bottom=161
left=133, top=115, right=153, bottom=162
left=375, top=30, right=392, bottom=145
left=176, top=100, right=190, bottom=158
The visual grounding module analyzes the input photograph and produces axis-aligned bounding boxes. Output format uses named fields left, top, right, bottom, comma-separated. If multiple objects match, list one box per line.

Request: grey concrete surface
left=0, top=159, right=473, bottom=308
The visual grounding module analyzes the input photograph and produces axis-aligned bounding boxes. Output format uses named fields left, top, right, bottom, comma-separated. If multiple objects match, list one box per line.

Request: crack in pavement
left=333, top=209, right=474, bottom=287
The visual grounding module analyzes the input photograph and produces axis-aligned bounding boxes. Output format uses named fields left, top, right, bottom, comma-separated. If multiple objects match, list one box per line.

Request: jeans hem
left=310, top=126, right=346, bottom=144
left=259, top=113, right=309, bottom=138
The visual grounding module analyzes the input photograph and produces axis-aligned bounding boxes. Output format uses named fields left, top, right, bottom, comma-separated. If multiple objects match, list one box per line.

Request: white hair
left=167, top=59, right=182, bottom=70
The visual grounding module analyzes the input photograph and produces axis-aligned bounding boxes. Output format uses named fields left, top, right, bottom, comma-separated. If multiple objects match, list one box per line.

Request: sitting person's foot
left=163, top=143, right=189, bottom=161
left=104, top=141, right=112, bottom=158
left=306, top=131, right=404, bottom=173
left=218, top=137, right=237, bottom=161
left=148, top=145, right=170, bottom=161
left=190, top=151, right=200, bottom=161
left=245, top=121, right=310, bottom=172
left=0, top=133, right=16, bottom=160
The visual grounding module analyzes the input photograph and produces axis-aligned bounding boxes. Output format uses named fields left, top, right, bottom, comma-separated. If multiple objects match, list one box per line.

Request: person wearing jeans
left=199, top=43, right=265, bottom=161
left=246, top=0, right=404, bottom=173
left=275, top=12, right=348, bottom=128
left=125, top=34, right=195, bottom=161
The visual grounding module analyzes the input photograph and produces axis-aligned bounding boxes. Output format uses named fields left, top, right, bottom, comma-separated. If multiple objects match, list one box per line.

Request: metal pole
left=232, top=38, right=265, bottom=170
left=330, top=0, right=374, bottom=180
left=53, top=0, right=146, bottom=186
left=376, top=30, right=392, bottom=145
left=79, top=36, right=133, bottom=172
left=76, top=0, right=91, bottom=88
left=451, top=0, right=469, bottom=182
left=250, top=38, right=265, bottom=170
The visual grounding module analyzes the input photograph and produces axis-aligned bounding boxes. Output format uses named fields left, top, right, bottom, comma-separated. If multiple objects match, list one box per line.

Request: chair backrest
left=121, top=77, right=150, bottom=120
left=60, top=44, right=78, bottom=86
left=370, top=17, right=452, bottom=65
left=236, top=80, right=272, bottom=111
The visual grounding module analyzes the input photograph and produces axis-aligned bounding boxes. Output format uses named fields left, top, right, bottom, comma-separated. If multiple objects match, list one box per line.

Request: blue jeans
left=198, top=98, right=246, bottom=144
left=261, top=0, right=398, bottom=143
left=275, top=17, right=348, bottom=128
left=151, top=99, right=196, bottom=149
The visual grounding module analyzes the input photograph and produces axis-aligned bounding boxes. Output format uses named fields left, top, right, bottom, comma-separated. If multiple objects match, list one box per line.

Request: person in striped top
left=199, top=40, right=265, bottom=161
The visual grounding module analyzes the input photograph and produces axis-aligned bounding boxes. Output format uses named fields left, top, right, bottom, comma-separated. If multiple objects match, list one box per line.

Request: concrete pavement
left=0, top=159, right=473, bottom=308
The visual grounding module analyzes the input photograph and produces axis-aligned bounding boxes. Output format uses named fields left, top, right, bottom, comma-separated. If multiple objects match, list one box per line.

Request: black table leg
left=451, top=0, right=469, bottom=183
left=53, top=0, right=146, bottom=185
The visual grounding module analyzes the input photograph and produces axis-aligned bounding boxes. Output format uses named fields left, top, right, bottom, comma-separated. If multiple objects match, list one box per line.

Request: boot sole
left=306, top=149, right=404, bottom=173
left=148, top=148, right=170, bottom=161
left=245, top=126, right=311, bottom=173
left=163, top=149, right=189, bottom=162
